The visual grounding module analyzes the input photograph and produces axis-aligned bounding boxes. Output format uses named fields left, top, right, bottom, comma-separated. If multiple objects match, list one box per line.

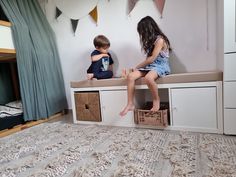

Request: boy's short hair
left=93, top=35, right=110, bottom=48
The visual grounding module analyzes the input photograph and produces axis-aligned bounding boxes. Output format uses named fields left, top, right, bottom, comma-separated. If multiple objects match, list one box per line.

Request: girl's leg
left=144, top=70, right=160, bottom=111
left=120, top=70, right=145, bottom=116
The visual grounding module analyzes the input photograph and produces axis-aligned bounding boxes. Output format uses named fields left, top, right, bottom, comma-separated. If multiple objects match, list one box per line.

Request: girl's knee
left=127, top=72, right=139, bottom=81
left=127, top=73, right=135, bottom=81
left=144, top=75, right=155, bottom=83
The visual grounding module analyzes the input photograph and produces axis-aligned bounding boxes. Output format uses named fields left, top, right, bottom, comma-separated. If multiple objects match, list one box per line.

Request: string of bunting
left=55, top=5, right=98, bottom=34
left=55, top=0, right=166, bottom=34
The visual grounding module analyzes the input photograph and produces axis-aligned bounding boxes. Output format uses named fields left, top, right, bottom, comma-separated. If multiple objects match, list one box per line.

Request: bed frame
left=0, top=20, right=23, bottom=130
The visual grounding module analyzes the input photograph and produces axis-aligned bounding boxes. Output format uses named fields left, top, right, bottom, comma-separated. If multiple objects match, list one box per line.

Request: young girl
left=120, top=16, right=171, bottom=116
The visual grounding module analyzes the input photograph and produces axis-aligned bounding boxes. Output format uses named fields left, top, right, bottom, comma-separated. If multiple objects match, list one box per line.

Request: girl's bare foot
left=150, top=99, right=160, bottom=112
left=120, top=104, right=135, bottom=116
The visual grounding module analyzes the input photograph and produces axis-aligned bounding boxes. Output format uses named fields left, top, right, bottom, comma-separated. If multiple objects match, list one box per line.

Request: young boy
left=87, top=35, right=114, bottom=80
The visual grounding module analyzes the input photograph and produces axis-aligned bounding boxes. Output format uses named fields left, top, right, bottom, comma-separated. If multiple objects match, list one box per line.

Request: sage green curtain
left=0, top=0, right=67, bottom=121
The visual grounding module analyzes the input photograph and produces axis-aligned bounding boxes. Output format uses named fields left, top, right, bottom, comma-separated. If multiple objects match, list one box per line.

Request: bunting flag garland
left=128, top=0, right=139, bottom=14
left=55, top=7, right=62, bottom=19
left=55, top=0, right=98, bottom=34
left=55, top=4, right=98, bottom=34
left=153, top=0, right=166, bottom=18
left=54, top=0, right=168, bottom=35
left=89, top=6, right=98, bottom=25
left=71, top=19, right=79, bottom=34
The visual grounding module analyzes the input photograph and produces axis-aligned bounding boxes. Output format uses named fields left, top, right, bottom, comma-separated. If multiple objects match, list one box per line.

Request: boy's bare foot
left=87, top=73, right=94, bottom=80
left=150, top=99, right=160, bottom=112
left=119, top=104, right=135, bottom=117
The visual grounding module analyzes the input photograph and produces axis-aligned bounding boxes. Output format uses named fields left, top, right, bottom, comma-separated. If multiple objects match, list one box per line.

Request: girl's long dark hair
left=137, top=16, right=171, bottom=56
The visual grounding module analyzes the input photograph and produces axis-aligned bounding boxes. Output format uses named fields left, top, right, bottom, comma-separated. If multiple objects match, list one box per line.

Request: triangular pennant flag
left=55, top=7, right=62, bottom=19
left=128, top=0, right=139, bottom=14
left=154, top=0, right=166, bottom=18
left=89, top=6, right=98, bottom=25
left=71, top=19, right=79, bottom=34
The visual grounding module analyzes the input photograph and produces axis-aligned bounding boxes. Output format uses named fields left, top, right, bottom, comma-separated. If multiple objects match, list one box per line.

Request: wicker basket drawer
left=74, top=92, right=101, bottom=122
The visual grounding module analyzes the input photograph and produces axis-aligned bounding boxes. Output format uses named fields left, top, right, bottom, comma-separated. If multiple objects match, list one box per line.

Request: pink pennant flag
left=128, top=0, right=139, bottom=14
left=154, top=0, right=166, bottom=18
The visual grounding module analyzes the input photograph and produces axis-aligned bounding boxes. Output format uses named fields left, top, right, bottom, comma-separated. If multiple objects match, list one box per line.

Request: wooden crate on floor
left=74, top=92, right=101, bottom=122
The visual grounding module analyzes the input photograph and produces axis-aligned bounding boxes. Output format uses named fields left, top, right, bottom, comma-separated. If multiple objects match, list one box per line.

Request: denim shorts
left=139, top=56, right=171, bottom=77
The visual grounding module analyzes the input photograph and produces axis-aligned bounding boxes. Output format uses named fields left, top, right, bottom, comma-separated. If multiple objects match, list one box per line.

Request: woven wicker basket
left=134, top=109, right=168, bottom=127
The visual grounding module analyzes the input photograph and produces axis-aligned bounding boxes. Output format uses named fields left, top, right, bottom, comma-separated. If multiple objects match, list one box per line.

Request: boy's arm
left=91, top=53, right=109, bottom=62
left=108, top=53, right=114, bottom=71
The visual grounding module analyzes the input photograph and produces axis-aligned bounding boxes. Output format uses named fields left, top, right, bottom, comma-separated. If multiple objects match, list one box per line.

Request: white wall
left=216, top=0, right=224, bottom=71
left=40, top=0, right=218, bottom=108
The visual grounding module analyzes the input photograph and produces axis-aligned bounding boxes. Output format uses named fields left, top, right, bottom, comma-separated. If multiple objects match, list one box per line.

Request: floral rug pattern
left=0, top=121, right=236, bottom=177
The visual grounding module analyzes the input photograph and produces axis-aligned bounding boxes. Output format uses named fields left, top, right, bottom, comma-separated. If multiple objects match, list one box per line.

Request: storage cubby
left=134, top=89, right=169, bottom=108
left=134, top=88, right=170, bottom=127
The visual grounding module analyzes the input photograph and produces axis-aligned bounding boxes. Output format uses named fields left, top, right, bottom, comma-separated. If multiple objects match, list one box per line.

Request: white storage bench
left=70, top=71, right=223, bottom=134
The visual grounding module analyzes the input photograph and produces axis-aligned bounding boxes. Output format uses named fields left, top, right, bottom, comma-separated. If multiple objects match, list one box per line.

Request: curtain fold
left=0, top=0, right=67, bottom=121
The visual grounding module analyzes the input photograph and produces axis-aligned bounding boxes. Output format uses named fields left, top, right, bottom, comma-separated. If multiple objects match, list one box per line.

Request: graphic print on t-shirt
left=102, top=57, right=109, bottom=71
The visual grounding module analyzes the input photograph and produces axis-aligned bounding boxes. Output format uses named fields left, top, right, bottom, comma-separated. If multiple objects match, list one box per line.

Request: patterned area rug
left=0, top=121, right=236, bottom=177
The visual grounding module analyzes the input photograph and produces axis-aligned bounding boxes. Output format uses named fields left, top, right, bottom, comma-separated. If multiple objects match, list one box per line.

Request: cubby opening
left=134, top=88, right=170, bottom=126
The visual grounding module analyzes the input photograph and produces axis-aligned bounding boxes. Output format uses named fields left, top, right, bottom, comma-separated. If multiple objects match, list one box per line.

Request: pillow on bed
left=0, top=105, right=23, bottom=118
left=5, top=100, right=22, bottom=109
